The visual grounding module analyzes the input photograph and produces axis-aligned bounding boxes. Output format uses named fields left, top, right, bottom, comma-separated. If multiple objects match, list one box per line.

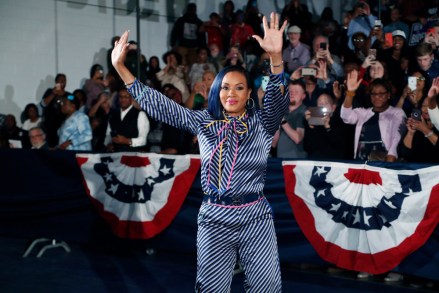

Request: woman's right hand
left=111, top=31, right=130, bottom=68
left=346, top=70, right=362, bottom=92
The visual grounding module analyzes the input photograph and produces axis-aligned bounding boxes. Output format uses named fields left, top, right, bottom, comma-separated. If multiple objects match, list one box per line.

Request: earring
left=246, top=98, right=255, bottom=110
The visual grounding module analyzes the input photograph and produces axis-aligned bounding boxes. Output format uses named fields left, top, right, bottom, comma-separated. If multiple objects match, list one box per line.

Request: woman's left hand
left=252, top=12, right=287, bottom=56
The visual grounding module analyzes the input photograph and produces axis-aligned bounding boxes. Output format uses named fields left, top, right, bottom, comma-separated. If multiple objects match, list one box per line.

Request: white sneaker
left=384, top=272, right=403, bottom=282
left=357, top=272, right=373, bottom=279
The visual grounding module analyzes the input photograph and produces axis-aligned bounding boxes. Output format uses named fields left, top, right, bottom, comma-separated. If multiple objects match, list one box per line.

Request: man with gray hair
left=29, top=127, right=49, bottom=150
left=282, top=25, right=311, bottom=74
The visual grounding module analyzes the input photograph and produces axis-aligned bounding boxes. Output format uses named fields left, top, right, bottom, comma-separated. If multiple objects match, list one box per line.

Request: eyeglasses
left=353, top=38, right=366, bottom=42
left=415, top=77, right=426, bottom=81
left=370, top=92, right=388, bottom=97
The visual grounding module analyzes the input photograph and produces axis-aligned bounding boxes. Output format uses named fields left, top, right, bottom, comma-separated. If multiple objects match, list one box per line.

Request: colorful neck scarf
left=205, top=110, right=249, bottom=196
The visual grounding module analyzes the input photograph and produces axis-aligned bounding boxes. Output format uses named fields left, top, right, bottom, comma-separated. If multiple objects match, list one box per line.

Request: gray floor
left=0, top=236, right=437, bottom=293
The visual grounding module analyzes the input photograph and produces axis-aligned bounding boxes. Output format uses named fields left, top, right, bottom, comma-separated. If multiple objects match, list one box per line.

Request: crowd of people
left=1, top=0, right=439, bottom=288
left=1, top=0, right=439, bottom=165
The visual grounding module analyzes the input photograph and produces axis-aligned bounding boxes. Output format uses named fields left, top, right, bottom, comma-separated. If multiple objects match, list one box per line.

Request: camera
left=411, top=109, right=421, bottom=121
left=319, top=42, right=327, bottom=50
left=301, top=67, right=317, bottom=76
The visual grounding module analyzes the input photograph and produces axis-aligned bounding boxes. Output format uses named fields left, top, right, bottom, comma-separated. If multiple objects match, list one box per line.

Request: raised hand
left=427, top=77, right=439, bottom=99
left=346, top=70, right=362, bottom=92
left=252, top=12, right=287, bottom=56
left=111, top=30, right=130, bottom=68
left=111, top=30, right=136, bottom=85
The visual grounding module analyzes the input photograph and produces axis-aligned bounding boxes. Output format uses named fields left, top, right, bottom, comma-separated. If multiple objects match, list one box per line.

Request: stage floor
left=0, top=236, right=436, bottom=293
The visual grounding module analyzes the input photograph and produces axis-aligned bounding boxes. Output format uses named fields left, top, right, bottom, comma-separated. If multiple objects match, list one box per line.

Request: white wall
left=0, top=0, right=353, bottom=123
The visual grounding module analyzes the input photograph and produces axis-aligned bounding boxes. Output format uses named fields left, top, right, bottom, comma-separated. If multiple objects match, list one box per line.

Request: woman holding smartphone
left=395, top=71, right=430, bottom=116
left=399, top=97, right=439, bottom=163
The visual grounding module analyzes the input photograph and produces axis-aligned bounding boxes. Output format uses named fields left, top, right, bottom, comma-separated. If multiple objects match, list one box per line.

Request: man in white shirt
left=105, top=88, right=149, bottom=152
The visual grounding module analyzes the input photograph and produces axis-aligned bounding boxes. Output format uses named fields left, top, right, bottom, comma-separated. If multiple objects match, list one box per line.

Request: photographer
left=303, top=93, right=354, bottom=160
left=399, top=97, right=439, bottom=163
left=347, top=1, right=378, bottom=51
left=308, top=35, right=344, bottom=83
left=289, top=59, right=330, bottom=107
left=395, top=71, right=429, bottom=116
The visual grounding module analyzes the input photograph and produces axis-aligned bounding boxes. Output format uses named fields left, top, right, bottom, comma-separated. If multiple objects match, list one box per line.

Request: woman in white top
left=21, top=103, right=41, bottom=131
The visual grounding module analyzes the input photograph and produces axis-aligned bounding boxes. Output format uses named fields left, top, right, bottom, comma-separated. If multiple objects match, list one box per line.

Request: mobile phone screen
left=384, top=33, right=393, bottom=47
left=261, top=76, right=269, bottom=91
left=408, top=77, right=417, bottom=91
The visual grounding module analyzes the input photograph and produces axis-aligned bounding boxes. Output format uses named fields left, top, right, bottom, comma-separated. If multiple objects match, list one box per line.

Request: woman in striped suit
left=112, top=12, right=289, bottom=292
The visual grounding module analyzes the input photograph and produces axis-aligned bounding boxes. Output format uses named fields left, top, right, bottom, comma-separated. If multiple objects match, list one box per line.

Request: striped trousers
left=195, top=198, right=282, bottom=292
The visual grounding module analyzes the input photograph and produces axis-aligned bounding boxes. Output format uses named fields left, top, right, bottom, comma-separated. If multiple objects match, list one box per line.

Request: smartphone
left=319, top=42, right=327, bottom=50
left=301, top=67, right=317, bottom=76
left=411, top=109, right=422, bottom=121
left=55, top=83, right=61, bottom=90
left=368, top=49, right=377, bottom=60
left=374, top=19, right=382, bottom=29
left=261, top=76, right=269, bottom=91
left=408, top=76, right=417, bottom=91
left=384, top=32, right=394, bottom=47
left=308, top=106, right=331, bottom=125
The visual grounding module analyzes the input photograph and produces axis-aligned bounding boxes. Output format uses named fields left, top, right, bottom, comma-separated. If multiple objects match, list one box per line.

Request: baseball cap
left=392, top=30, right=406, bottom=39
left=287, top=25, right=302, bottom=34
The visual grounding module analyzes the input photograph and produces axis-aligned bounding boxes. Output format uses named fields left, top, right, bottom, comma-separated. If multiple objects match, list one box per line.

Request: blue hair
left=207, top=65, right=258, bottom=120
